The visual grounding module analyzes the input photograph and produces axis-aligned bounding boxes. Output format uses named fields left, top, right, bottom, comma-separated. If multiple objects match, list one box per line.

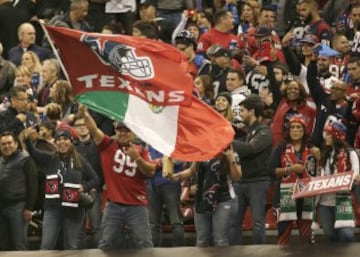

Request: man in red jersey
left=297, top=0, right=333, bottom=45
left=79, top=105, right=156, bottom=249
left=196, top=8, right=243, bottom=56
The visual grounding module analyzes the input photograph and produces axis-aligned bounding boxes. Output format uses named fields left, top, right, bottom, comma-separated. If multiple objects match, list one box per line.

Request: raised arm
left=78, top=105, right=104, bottom=145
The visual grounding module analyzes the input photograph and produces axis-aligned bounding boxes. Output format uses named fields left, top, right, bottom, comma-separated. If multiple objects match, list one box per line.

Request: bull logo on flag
left=80, top=34, right=154, bottom=80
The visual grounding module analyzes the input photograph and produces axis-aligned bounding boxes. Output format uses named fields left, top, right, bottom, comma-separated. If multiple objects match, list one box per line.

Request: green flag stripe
left=76, top=91, right=129, bottom=121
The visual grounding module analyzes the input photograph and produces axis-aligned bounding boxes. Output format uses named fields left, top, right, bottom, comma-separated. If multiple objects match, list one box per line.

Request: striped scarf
left=279, top=144, right=317, bottom=221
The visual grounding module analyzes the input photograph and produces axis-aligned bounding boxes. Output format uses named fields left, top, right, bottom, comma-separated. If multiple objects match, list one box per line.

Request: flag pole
left=39, top=21, right=70, bottom=82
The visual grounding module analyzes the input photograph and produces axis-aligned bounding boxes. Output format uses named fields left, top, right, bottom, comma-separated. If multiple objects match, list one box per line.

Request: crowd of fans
left=2, top=0, right=360, bottom=251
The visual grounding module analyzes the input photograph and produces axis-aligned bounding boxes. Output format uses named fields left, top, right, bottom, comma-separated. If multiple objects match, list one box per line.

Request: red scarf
left=280, top=144, right=316, bottom=184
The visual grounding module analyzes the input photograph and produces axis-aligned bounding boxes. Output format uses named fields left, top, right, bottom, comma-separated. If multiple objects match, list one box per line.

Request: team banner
left=292, top=171, right=354, bottom=199
left=44, top=25, right=194, bottom=106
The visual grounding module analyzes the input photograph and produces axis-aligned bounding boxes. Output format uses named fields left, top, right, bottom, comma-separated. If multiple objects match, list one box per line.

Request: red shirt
left=98, top=135, right=151, bottom=206
left=196, top=28, right=243, bottom=54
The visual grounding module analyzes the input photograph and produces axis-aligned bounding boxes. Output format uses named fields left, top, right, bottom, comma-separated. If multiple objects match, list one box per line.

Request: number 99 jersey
left=98, top=135, right=152, bottom=206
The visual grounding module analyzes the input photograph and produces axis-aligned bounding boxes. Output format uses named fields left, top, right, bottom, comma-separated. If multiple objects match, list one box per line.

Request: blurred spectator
left=38, top=59, right=60, bottom=107
left=35, top=0, right=71, bottom=18
left=229, top=95, right=272, bottom=245
left=208, top=46, right=234, bottom=95
left=197, top=9, right=243, bottom=56
left=343, top=4, right=360, bottom=45
left=105, top=0, right=136, bottom=35
left=8, top=22, right=53, bottom=67
left=172, top=10, right=205, bottom=45
left=25, top=125, right=99, bottom=250
left=156, top=0, right=194, bottom=33
left=74, top=116, right=104, bottom=248
left=307, top=58, right=351, bottom=147
left=196, top=10, right=214, bottom=35
left=14, top=66, right=35, bottom=98
left=275, top=0, right=298, bottom=37
left=321, top=0, right=350, bottom=28
left=132, top=20, right=159, bottom=40
left=0, top=131, right=38, bottom=250
left=0, top=42, right=16, bottom=96
left=48, top=80, right=78, bottom=123
left=80, top=107, right=155, bottom=249
left=0, top=0, right=28, bottom=59
left=174, top=30, right=200, bottom=79
left=101, top=21, right=124, bottom=34
left=193, top=75, right=215, bottom=106
left=0, top=86, right=37, bottom=136
left=318, top=120, right=359, bottom=243
left=171, top=94, right=241, bottom=247
left=147, top=147, right=185, bottom=247
left=297, top=0, right=333, bottom=45
left=47, top=0, right=92, bottom=31
left=237, top=0, right=261, bottom=35
left=271, top=79, right=316, bottom=147
left=86, top=0, right=111, bottom=33
left=269, top=115, right=320, bottom=245
left=21, top=51, right=42, bottom=90
left=138, top=0, right=173, bottom=43
left=13, top=0, right=36, bottom=20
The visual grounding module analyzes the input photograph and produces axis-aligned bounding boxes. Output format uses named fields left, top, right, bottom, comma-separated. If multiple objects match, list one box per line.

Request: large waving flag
left=44, top=25, right=193, bottom=106
left=78, top=91, right=234, bottom=161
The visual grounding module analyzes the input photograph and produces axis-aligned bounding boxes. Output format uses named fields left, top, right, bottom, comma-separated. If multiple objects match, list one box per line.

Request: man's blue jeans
left=228, top=180, right=270, bottom=245
left=41, top=208, right=85, bottom=250
left=147, top=183, right=184, bottom=246
left=98, top=201, right=153, bottom=249
left=0, top=201, right=28, bottom=250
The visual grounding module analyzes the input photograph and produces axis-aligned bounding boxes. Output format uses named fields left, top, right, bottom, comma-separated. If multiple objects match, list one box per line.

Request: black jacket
left=233, top=121, right=272, bottom=182
left=0, top=107, right=37, bottom=136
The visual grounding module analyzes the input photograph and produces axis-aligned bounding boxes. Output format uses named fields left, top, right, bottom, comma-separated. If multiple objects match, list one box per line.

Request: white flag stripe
left=124, top=95, right=179, bottom=155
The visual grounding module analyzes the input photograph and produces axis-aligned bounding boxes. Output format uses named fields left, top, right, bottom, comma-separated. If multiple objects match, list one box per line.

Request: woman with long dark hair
left=171, top=93, right=241, bottom=246
left=24, top=125, right=99, bottom=249
left=269, top=114, right=320, bottom=245
left=317, top=120, right=359, bottom=242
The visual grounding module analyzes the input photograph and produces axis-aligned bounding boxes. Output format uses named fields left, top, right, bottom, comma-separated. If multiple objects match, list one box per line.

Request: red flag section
left=45, top=25, right=194, bottom=106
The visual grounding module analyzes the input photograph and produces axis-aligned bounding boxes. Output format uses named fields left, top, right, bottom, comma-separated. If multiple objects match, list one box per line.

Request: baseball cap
left=254, top=26, right=272, bottom=37
left=212, top=46, right=231, bottom=58
left=114, top=121, right=128, bottom=130
left=318, top=44, right=341, bottom=57
left=299, top=34, right=319, bottom=45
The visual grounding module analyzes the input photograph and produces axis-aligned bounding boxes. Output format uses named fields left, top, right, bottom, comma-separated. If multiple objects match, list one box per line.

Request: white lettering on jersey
left=113, top=149, right=137, bottom=177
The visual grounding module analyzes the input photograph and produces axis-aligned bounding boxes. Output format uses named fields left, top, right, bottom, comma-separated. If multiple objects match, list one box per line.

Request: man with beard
left=297, top=0, right=333, bottom=45
left=228, top=95, right=272, bottom=245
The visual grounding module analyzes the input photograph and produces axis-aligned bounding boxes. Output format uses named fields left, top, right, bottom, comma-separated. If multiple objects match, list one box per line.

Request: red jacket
left=271, top=97, right=316, bottom=147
